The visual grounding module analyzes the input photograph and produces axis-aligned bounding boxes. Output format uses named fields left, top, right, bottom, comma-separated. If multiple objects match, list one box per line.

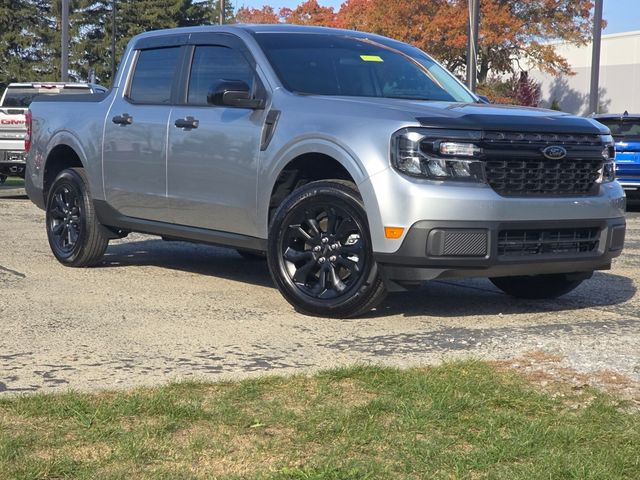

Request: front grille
left=485, top=159, right=602, bottom=196
left=498, top=228, right=600, bottom=257
left=484, top=131, right=601, bottom=146
left=481, top=130, right=605, bottom=196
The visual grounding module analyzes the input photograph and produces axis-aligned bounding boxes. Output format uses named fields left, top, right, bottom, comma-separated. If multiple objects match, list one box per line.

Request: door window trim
left=124, top=45, right=186, bottom=106
left=176, top=33, right=269, bottom=107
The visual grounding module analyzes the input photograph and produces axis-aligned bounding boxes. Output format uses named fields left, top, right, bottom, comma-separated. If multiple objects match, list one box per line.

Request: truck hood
left=311, top=96, right=609, bottom=135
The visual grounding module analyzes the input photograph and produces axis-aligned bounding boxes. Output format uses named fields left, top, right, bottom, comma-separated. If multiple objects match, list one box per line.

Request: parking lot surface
left=1, top=183, right=639, bottom=399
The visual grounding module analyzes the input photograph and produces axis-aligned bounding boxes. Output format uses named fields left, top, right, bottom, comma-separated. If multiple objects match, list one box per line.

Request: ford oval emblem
left=542, top=145, right=567, bottom=160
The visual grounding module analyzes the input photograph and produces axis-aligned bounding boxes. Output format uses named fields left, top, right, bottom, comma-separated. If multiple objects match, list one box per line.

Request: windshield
left=255, top=33, right=476, bottom=103
left=597, top=118, right=640, bottom=140
left=1, top=86, right=91, bottom=108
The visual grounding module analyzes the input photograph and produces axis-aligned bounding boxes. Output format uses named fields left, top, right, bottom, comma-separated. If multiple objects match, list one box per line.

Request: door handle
left=112, top=113, right=133, bottom=125
left=174, top=116, right=199, bottom=129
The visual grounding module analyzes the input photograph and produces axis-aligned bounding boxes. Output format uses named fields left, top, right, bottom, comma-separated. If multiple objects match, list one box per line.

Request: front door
left=166, top=40, right=266, bottom=237
left=103, top=46, right=182, bottom=222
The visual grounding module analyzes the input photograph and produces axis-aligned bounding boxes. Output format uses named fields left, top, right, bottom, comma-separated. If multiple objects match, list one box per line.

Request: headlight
left=597, top=135, right=616, bottom=183
left=391, top=128, right=485, bottom=182
left=597, top=161, right=616, bottom=183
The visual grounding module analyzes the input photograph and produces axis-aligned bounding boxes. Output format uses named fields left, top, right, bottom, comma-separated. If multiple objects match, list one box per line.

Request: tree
left=476, top=72, right=542, bottom=106
left=511, top=71, right=541, bottom=107
left=0, top=0, right=44, bottom=89
left=282, top=0, right=336, bottom=26
left=236, top=5, right=280, bottom=24
left=0, top=0, right=227, bottom=88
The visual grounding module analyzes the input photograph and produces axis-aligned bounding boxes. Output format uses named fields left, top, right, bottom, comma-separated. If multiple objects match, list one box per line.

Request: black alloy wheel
left=282, top=203, right=365, bottom=299
left=45, top=168, right=109, bottom=267
left=268, top=180, right=386, bottom=318
left=48, top=183, right=82, bottom=255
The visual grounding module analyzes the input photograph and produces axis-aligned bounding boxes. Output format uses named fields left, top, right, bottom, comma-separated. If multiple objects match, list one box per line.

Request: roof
left=130, top=23, right=402, bottom=47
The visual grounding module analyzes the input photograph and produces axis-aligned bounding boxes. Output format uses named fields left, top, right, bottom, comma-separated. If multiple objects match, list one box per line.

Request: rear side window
left=128, top=47, right=180, bottom=104
left=188, top=46, right=255, bottom=105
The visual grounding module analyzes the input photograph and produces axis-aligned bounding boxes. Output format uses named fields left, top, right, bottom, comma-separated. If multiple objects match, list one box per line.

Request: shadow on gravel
left=102, top=238, right=636, bottom=319
left=367, top=271, right=637, bottom=319
left=101, top=239, right=274, bottom=288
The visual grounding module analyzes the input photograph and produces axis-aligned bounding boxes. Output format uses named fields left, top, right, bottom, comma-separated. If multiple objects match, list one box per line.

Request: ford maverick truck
left=25, top=25, right=626, bottom=317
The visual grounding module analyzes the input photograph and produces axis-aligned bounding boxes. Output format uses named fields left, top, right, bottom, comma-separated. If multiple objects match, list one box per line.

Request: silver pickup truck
left=25, top=25, right=626, bottom=317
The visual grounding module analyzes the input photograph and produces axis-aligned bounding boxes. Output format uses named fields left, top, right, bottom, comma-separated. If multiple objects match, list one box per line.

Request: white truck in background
left=0, top=82, right=106, bottom=184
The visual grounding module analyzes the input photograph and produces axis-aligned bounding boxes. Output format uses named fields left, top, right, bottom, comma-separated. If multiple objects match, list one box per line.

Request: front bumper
left=374, top=217, right=626, bottom=291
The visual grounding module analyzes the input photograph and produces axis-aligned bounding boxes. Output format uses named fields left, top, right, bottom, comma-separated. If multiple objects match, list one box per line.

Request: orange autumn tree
left=281, top=0, right=337, bottom=26
left=237, top=1, right=336, bottom=25
left=236, top=5, right=280, bottom=24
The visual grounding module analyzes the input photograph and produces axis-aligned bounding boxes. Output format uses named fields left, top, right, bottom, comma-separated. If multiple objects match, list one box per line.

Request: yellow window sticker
left=360, top=55, right=384, bottom=62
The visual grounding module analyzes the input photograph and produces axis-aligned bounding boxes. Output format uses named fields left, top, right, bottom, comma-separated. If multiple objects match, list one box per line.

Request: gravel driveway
left=1, top=183, right=639, bottom=400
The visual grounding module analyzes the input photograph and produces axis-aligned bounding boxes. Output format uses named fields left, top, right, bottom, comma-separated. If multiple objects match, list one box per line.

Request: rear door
left=165, top=34, right=267, bottom=236
left=103, top=44, right=183, bottom=221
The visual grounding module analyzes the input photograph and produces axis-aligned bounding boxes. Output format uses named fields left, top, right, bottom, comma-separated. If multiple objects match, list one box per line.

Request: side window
left=128, top=47, right=180, bottom=104
left=188, top=46, right=255, bottom=105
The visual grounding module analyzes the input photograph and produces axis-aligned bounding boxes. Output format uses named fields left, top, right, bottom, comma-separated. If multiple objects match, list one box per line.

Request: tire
left=236, top=249, right=266, bottom=261
left=490, top=273, right=587, bottom=299
left=0, top=174, right=6, bottom=185
left=267, top=180, right=386, bottom=318
left=45, top=168, right=109, bottom=267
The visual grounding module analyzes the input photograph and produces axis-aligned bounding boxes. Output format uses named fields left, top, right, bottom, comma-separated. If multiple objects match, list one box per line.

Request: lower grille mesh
left=498, top=228, right=600, bottom=257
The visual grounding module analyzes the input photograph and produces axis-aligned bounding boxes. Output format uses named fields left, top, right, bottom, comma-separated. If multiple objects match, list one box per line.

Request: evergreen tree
left=0, top=0, right=234, bottom=89
left=0, top=0, right=49, bottom=88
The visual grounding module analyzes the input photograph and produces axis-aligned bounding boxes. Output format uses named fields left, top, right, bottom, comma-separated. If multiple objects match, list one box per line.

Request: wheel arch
left=42, top=131, right=98, bottom=205
left=261, top=139, right=371, bottom=236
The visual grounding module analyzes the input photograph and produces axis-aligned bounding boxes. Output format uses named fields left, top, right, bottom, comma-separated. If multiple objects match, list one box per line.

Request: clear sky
left=232, top=0, right=640, bottom=35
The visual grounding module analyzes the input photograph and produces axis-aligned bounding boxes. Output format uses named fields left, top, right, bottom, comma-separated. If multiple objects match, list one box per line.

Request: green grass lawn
left=1, top=361, right=638, bottom=479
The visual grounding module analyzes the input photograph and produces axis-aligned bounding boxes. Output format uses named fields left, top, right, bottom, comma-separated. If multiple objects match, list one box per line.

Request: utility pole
left=111, top=0, right=117, bottom=83
left=466, top=0, right=480, bottom=92
left=61, top=0, right=69, bottom=82
left=219, top=0, right=225, bottom=25
left=589, top=0, right=604, bottom=114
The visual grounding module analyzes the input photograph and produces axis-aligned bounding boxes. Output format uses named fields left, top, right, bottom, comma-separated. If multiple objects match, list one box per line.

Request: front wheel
left=46, top=168, right=110, bottom=267
left=490, top=273, right=587, bottom=299
left=267, top=180, right=386, bottom=318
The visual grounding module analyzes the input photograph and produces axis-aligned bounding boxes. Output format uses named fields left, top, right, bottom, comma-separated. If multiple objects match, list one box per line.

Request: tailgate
left=0, top=108, right=27, bottom=152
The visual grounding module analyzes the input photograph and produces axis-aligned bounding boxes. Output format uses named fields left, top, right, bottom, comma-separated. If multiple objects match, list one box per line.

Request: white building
left=529, top=30, right=640, bottom=115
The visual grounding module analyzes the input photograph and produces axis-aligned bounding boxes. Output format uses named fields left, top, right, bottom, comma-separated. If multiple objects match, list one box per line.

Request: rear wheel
left=490, top=273, right=587, bottom=299
left=267, top=180, right=386, bottom=318
left=46, top=168, right=109, bottom=267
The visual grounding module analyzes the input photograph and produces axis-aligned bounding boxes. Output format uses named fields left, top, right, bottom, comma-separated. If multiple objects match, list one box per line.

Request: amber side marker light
left=384, top=227, right=405, bottom=239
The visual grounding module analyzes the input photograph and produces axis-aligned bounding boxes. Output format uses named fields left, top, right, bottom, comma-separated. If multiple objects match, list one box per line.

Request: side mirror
left=477, top=95, right=491, bottom=104
left=207, top=80, right=265, bottom=109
